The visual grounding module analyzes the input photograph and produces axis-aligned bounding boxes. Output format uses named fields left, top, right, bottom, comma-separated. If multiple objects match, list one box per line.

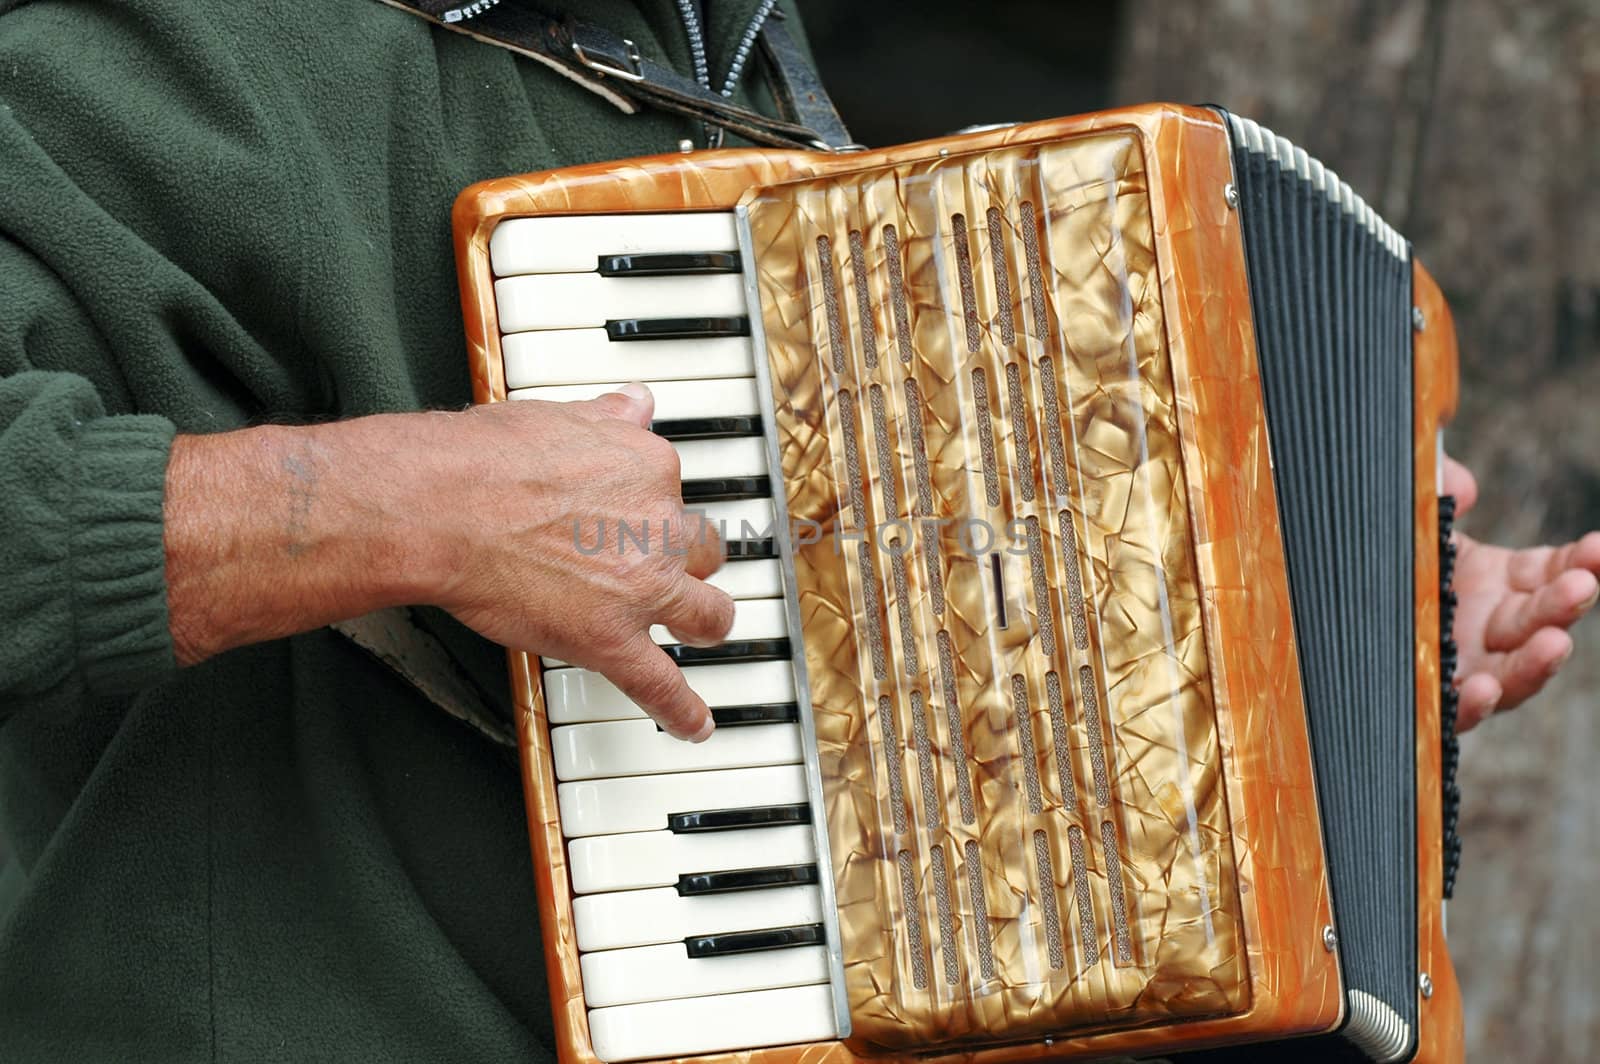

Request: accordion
left=452, top=104, right=1464, bottom=1064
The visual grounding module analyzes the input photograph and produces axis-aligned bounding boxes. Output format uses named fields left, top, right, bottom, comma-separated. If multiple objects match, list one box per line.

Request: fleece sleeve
left=0, top=370, right=175, bottom=700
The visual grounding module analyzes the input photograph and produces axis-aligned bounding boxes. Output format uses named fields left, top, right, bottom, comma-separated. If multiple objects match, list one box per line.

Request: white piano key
left=692, top=497, right=776, bottom=540
left=568, top=824, right=815, bottom=894
left=557, top=764, right=807, bottom=837
left=706, top=558, right=783, bottom=599
left=580, top=941, right=828, bottom=1009
left=674, top=435, right=768, bottom=481
left=588, top=984, right=837, bottom=1063
left=508, top=377, right=759, bottom=422
left=501, top=329, right=755, bottom=389
left=494, top=272, right=746, bottom=333
left=574, top=883, right=821, bottom=951
left=552, top=720, right=801, bottom=781
left=541, top=597, right=787, bottom=668
left=489, top=213, right=738, bottom=277
left=545, top=660, right=796, bottom=724
left=648, top=597, right=787, bottom=646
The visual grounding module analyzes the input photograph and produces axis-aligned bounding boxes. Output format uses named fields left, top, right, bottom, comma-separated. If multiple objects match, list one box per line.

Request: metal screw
left=1412, top=306, right=1427, bottom=332
left=677, top=139, right=695, bottom=154
left=1224, top=183, right=1239, bottom=209
left=1419, top=973, right=1434, bottom=999
left=1322, top=925, right=1337, bottom=952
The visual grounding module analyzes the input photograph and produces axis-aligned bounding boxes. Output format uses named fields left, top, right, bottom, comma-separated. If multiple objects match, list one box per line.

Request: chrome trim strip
left=734, top=204, right=853, bottom=1041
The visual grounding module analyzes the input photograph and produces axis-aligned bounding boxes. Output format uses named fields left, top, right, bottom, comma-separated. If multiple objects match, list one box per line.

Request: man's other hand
left=1445, top=456, right=1600, bottom=731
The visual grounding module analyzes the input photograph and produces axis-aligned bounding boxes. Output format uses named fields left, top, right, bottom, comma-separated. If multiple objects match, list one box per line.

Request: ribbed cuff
left=68, top=415, right=178, bottom=694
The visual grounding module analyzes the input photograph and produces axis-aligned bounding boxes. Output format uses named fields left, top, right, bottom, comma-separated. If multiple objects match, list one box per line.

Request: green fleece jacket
left=0, top=1, right=802, bottom=1059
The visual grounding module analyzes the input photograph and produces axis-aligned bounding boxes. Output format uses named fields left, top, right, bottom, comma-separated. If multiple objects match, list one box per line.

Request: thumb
left=1442, top=454, right=1479, bottom=516
left=580, top=382, right=654, bottom=429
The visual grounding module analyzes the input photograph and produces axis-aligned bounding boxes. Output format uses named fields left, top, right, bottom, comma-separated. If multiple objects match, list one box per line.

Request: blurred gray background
left=807, top=0, right=1598, bottom=1058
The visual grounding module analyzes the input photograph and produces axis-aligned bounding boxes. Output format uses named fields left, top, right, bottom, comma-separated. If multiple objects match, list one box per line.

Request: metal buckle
left=571, top=36, right=645, bottom=83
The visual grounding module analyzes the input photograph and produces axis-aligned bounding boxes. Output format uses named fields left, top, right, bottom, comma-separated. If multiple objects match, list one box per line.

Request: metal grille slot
left=952, top=213, right=981, bottom=353
left=1059, top=511, right=1089, bottom=651
left=879, top=695, right=908, bottom=836
left=937, top=632, right=976, bottom=826
left=1033, top=830, right=1065, bottom=971
left=964, top=840, right=996, bottom=980
left=1013, top=675, right=1043, bottom=815
left=817, top=234, right=845, bottom=373
left=1068, top=824, right=1098, bottom=966
left=931, top=843, right=960, bottom=985
left=869, top=384, right=899, bottom=519
left=1025, top=515, right=1055, bottom=657
left=1102, top=820, right=1134, bottom=965
left=1046, top=671, right=1076, bottom=806
left=1038, top=357, right=1069, bottom=496
left=1007, top=362, right=1035, bottom=502
left=1080, top=665, right=1111, bottom=808
left=848, top=229, right=878, bottom=370
left=889, top=541, right=917, bottom=677
left=883, top=223, right=913, bottom=364
left=986, top=206, right=1017, bottom=347
left=903, top=378, right=935, bottom=517
left=898, top=849, right=928, bottom=989
left=972, top=367, right=1001, bottom=507
left=910, top=690, right=941, bottom=831
left=857, top=541, right=888, bottom=682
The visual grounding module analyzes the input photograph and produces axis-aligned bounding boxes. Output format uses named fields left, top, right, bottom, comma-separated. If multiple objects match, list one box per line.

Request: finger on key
left=578, top=382, right=655, bottom=428
left=661, top=577, right=737, bottom=649
left=604, top=633, right=715, bottom=742
left=677, top=508, right=725, bottom=580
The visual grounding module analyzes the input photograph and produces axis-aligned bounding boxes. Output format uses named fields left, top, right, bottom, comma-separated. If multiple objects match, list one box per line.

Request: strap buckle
left=570, top=33, right=646, bottom=83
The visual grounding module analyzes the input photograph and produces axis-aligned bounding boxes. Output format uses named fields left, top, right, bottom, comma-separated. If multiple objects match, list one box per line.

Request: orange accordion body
left=452, top=104, right=1464, bottom=1064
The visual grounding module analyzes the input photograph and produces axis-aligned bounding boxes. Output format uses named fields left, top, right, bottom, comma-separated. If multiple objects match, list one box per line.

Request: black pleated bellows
left=1230, top=120, right=1418, bottom=1062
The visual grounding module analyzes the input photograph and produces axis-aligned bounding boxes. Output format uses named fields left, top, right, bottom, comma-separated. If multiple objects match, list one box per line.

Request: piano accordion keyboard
left=488, top=211, right=843, bottom=1061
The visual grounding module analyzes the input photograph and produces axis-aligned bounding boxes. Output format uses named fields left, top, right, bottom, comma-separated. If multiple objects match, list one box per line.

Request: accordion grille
left=746, top=132, right=1249, bottom=1050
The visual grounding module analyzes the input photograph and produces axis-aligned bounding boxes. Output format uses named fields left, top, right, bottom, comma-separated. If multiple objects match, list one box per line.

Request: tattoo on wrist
left=282, top=447, right=321, bottom=557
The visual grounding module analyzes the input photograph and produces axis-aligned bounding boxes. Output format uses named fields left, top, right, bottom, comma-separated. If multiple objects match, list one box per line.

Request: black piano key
left=684, top=922, right=825, bottom=959
left=724, top=537, right=777, bottom=561
left=675, top=863, right=819, bottom=896
left=713, top=702, right=799, bottom=726
left=652, top=416, right=762, bottom=441
left=662, top=637, right=790, bottom=665
left=655, top=704, right=801, bottom=733
left=667, top=802, right=812, bottom=834
left=681, top=475, right=771, bottom=503
left=605, top=316, right=750, bottom=342
left=597, top=251, right=742, bottom=277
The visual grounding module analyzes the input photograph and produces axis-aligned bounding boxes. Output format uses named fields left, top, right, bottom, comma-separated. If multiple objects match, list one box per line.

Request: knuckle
left=626, top=661, right=685, bottom=713
left=635, top=432, right=681, bottom=481
left=702, top=588, right=736, bottom=631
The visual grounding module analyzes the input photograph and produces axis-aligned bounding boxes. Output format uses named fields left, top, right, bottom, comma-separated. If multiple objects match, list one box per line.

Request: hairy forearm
left=163, top=414, right=454, bottom=666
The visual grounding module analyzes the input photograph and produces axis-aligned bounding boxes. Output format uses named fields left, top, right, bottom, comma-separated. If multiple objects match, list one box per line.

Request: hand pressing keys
left=441, top=384, right=735, bottom=741
left=165, top=383, right=735, bottom=742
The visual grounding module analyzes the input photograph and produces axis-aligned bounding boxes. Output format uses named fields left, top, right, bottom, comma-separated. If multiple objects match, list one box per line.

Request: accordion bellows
left=453, top=104, right=1464, bottom=1064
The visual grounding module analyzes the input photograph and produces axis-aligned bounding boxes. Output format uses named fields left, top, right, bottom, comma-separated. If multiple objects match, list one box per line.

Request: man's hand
left=438, top=386, right=734, bottom=741
left=164, top=385, right=734, bottom=741
left=1445, top=456, right=1600, bottom=731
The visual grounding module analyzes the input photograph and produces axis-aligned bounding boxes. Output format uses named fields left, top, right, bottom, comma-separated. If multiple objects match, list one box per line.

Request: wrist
left=163, top=413, right=462, bottom=665
left=326, top=410, right=470, bottom=612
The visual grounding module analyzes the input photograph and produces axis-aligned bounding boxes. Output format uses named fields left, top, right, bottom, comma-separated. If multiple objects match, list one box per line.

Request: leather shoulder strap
left=373, top=0, right=856, bottom=149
